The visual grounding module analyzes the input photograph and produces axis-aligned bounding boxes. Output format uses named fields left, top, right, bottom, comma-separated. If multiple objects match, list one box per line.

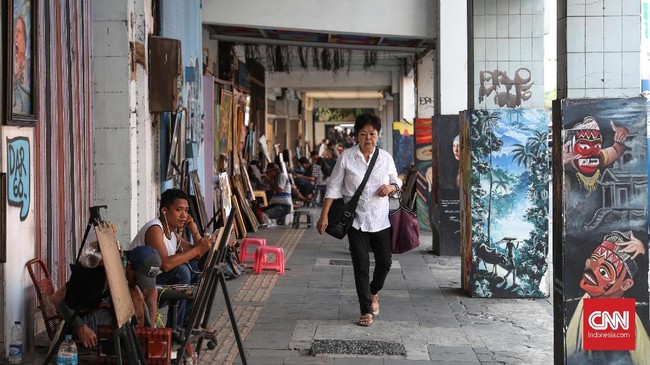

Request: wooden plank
left=95, top=226, right=135, bottom=327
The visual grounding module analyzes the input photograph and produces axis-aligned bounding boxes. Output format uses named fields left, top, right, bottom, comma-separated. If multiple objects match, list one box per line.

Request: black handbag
left=325, top=148, right=379, bottom=239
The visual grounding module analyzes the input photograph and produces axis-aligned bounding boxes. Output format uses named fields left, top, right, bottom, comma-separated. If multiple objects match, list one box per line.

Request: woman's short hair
left=354, top=113, right=381, bottom=136
left=160, top=188, right=189, bottom=212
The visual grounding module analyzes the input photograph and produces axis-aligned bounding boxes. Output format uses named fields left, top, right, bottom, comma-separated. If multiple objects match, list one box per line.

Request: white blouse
left=325, top=145, right=402, bottom=232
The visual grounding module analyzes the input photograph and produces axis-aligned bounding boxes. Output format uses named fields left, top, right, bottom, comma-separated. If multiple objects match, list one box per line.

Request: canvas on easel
left=95, top=225, right=135, bottom=327
left=191, top=171, right=209, bottom=233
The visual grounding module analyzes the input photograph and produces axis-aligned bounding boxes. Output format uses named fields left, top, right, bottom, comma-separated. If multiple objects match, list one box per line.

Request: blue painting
left=461, top=109, right=549, bottom=298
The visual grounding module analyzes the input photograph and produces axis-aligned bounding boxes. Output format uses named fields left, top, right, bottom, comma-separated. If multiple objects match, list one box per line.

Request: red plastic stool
left=239, top=238, right=267, bottom=263
left=254, top=246, right=285, bottom=275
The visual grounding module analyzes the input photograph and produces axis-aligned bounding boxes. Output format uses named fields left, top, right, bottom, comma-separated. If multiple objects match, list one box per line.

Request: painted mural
left=555, top=98, right=650, bottom=365
left=460, top=109, right=549, bottom=298
left=414, top=117, right=433, bottom=232
left=432, top=115, right=461, bottom=256
left=392, top=120, right=414, bottom=178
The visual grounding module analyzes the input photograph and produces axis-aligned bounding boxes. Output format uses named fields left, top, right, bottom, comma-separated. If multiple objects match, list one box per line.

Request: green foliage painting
left=462, top=109, right=550, bottom=298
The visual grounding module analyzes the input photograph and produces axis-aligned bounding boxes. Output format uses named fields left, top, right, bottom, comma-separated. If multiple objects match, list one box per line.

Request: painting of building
left=460, top=109, right=550, bottom=298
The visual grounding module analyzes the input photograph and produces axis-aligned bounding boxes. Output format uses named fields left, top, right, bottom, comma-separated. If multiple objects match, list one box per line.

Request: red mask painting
left=572, top=129, right=602, bottom=176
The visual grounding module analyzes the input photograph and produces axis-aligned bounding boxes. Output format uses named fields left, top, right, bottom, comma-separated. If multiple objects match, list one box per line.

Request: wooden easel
left=44, top=207, right=146, bottom=365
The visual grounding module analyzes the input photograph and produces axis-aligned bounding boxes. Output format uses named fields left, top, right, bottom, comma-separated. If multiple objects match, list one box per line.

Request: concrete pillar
left=460, top=0, right=550, bottom=297
left=93, top=0, right=157, bottom=246
left=554, top=1, right=649, bottom=363
left=431, top=0, right=468, bottom=255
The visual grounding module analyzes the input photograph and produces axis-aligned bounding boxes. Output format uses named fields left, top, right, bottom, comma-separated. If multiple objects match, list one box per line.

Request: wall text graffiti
left=478, top=68, right=533, bottom=108
left=7, top=137, right=30, bottom=221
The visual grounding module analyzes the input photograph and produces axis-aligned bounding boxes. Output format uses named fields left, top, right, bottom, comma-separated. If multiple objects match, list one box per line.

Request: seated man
left=51, top=246, right=162, bottom=348
left=293, top=156, right=316, bottom=197
left=260, top=163, right=293, bottom=224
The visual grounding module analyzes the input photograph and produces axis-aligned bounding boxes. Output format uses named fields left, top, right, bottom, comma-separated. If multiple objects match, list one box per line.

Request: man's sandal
left=357, top=313, right=374, bottom=326
left=370, top=294, right=380, bottom=316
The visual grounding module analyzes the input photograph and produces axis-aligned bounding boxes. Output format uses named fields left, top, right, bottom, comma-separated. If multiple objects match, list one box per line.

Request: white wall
left=203, top=0, right=435, bottom=38
left=472, top=0, right=545, bottom=108
left=2, top=127, right=36, bottom=355
left=416, top=54, right=434, bottom=118
left=93, top=0, right=157, bottom=246
left=438, top=1, right=468, bottom=114
left=558, top=0, right=640, bottom=98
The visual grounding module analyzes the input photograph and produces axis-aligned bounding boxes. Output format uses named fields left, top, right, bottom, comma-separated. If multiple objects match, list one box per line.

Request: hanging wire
left=321, top=48, right=331, bottom=70
left=346, top=50, right=352, bottom=74
left=312, top=48, right=321, bottom=70
left=297, top=47, right=308, bottom=69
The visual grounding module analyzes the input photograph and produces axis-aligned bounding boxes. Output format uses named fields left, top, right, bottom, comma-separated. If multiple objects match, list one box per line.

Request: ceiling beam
left=210, top=33, right=425, bottom=54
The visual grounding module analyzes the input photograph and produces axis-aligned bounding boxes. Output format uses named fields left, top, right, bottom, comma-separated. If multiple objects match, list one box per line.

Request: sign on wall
left=7, top=136, right=29, bottom=221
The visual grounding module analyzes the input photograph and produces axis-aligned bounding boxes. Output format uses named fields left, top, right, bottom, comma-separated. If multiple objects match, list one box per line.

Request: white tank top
left=130, top=218, right=178, bottom=257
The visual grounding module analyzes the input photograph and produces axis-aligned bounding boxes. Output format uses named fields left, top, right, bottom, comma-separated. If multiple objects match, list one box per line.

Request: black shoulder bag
left=325, top=148, right=379, bottom=239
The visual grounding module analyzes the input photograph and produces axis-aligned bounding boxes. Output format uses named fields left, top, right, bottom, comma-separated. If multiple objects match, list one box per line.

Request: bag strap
left=347, top=147, right=380, bottom=209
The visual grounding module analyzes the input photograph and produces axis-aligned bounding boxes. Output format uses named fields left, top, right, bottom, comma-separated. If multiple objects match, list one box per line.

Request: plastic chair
left=292, top=210, right=314, bottom=228
left=26, top=258, right=62, bottom=340
left=254, top=246, right=285, bottom=275
left=239, top=238, right=267, bottom=263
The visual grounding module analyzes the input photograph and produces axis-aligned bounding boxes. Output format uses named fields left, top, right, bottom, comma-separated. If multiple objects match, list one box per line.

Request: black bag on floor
left=224, top=246, right=244, bottom=280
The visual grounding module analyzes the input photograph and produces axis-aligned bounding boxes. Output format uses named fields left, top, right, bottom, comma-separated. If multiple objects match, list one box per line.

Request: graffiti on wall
left=478, top=68, right=533, bottom=108
left=558, top=98, right=650, bottom=364
left=7, top=137, right=30, bottom=221
left=392, top=121, right=414, bottom=177
left=460, top=109, right=549, bottom=298
left=419, top=96, right=434, bottom=112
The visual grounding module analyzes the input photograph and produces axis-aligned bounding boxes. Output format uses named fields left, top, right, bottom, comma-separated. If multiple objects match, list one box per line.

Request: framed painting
left=5, top=0, right=37, bottom=125
left=219, top=90, right=233, bottom=153
left=166, top=109, right=184, bottom=180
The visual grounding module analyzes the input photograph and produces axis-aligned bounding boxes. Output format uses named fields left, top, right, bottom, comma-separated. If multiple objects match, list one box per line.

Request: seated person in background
left=131, top=188, right=214, bottom=327
left=248, top=160, right=270, bottom=190
left=327, top=141, right=340, bottom=160
left=260, top=163, right=293, bottom=224
left=293, top=156, right=316, bottom=197
left=310, top=151, right=330, bottom=181
left=51, top=245, right=162, bottom=348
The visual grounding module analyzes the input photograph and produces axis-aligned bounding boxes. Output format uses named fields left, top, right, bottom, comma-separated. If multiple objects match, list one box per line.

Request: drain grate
left=329, top=259, right=369, bottom=266
left=310, top=339, right=406, bottom=356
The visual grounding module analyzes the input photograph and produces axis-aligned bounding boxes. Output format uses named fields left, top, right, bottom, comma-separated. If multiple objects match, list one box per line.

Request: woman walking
left=316, top=113, right=401, bottom=326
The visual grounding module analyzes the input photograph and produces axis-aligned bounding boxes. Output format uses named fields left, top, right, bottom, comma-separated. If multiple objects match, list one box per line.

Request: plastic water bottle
left=7, top=321, right=22, bottom=363
left=56, top=335, right=78, bottom=365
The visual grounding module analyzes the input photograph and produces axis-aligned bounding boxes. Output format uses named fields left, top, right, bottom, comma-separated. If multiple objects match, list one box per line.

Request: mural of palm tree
left=471, top=110, right=502, bottom=247
left=512, top=129, right=549, bottom=296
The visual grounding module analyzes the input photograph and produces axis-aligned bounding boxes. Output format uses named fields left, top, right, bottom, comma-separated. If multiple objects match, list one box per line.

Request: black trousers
left=347, top=227, right=392, bottom=315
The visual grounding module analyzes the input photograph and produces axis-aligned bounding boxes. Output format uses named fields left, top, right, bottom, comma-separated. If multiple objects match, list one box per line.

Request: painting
left=217, top=172, right=232, bottom=218
left=166, top=109, right=183, bottom=180
left=392, top=120, right=414, bottom=178
left=219, top=89, right=233, bottom=154
left=460, top=109, right=549, bottom=298
left=414, top=117, right=433, bottom=232
left=554, top=97, right=650, bottom=364
left=432, top=115, right=461, bottom=256
left=5, top=0, right=37, bottom=125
